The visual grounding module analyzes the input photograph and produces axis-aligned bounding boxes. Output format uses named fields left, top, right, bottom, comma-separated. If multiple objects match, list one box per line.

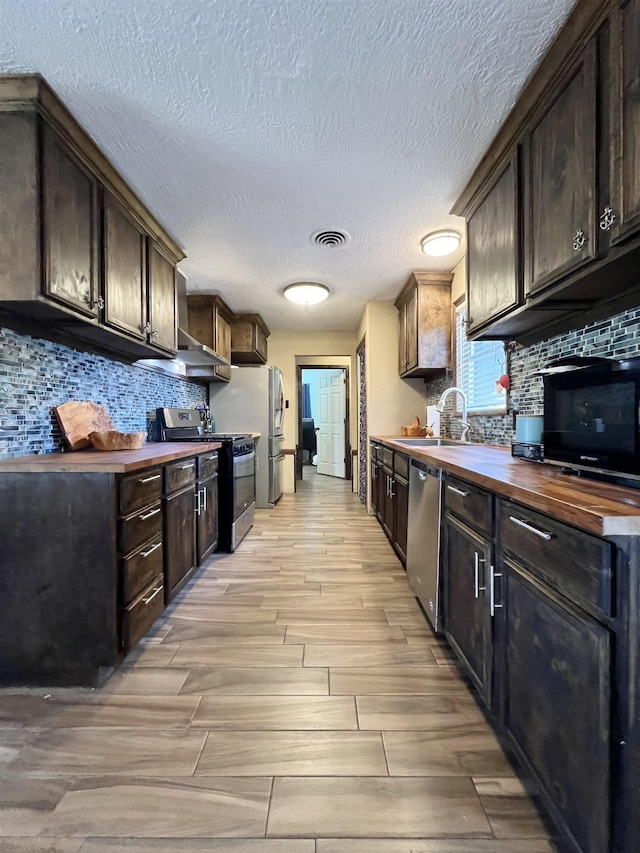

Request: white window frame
left=454, top=299, right=508, bottom=416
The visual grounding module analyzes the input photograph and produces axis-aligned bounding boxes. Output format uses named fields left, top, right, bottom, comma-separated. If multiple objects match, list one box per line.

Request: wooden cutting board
left=54, top=401, right=117, bottom=450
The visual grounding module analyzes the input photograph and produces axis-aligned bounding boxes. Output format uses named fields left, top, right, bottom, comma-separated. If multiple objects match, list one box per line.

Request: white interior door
left=316, top=369, right=346, bottom=478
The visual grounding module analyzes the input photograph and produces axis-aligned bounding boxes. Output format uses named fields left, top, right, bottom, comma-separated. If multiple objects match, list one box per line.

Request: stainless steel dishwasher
left=406, top=458, right=443, bottom=633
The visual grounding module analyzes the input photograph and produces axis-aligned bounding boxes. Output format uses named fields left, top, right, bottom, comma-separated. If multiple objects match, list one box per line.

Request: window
left=455, top=302, right=507, bottom=414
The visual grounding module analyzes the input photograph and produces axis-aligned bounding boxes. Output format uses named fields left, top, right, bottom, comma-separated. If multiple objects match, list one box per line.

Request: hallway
left=0, top=470, right=557, bottom=851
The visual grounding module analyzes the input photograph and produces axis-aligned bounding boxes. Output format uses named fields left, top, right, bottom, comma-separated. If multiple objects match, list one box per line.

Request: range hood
left=135, top=271, right=229, bottom=379
left=175, top=272, right=229, bottom=369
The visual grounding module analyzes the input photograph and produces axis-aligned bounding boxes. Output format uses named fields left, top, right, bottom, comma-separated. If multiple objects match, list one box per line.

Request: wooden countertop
left=0, top=442, right=222, bottom=474
left=372, top=436, right=640, bottom=538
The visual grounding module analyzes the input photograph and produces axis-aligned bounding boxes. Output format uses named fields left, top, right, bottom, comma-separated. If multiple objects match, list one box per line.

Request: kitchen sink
left=393, top=437, right=472, bottom=447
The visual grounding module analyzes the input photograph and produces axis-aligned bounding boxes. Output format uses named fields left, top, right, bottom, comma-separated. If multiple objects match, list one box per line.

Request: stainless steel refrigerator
left=209, top=365, right=285, bottom=507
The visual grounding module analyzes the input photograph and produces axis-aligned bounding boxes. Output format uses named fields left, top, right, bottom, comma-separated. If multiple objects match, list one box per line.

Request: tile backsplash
left=425, top=305, right=640, bottom=446
left=0, top=326, right=207, bottom=458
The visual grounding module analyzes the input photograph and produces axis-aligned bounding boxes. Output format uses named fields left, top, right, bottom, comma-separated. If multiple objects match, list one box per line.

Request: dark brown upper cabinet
left=42, top=124, right=99, bottom=318
left=103, top=193, right=147, bottom=341
left=231, top=313, right=270, bottom=364
left=525, top=39, right=599, bottom=297
left=452, top=0, right=640, bottom=344
left=395, top=272, right=452, bottom=379
left=187, top=294, right=233, bottom=381
left=0, top=75, right=183, bottom=362
left=466, top=150, right=521, bottom=335
left=148, top=241, right=177, bottom=355
left=608, top=0, right=640, bottom=245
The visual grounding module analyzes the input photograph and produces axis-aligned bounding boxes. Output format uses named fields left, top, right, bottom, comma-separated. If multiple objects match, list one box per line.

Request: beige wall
left=268, top=330, right=359, bottom=493
left=357, top=300, right=426, bottom=511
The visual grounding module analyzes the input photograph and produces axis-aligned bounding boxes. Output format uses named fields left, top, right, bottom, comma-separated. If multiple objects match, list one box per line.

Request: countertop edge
left=371, top=436, right=640, bottom=538
left=0, top=442, right=223, bottom=473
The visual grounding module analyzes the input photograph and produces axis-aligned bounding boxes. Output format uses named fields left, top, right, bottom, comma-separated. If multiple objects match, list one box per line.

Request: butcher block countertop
left=0, top=442, right=221, bottom=474
left=373, top=436, right=640, bottom=538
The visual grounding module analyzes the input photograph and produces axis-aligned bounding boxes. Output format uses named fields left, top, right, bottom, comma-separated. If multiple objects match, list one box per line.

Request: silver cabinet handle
left=151, top=328, right=160, bottom=339
left=140, top=541, right=161, bottom=558
left=371, top=465, right=376, bottom=479
left=599, top=205, right=616, bottom=231
left=195, top=490, right=202, bottom=516
left=139, top=474, right=160, bottom=484
left=389, top=480, right=395, bottom=498
left=179, top=462, right=195, bottom=470
left=201, top=485, right=207, bottom=512
left=489, top=565, right=503, bottom=617
left=572, top=228, right=586, bottom=251
left=142, top=585, right=163, bottom=605
left=508, top=515, right=553, bottom=540
left=447, top=484, right=469, bottom=497
left=139, top=507, right=160, bottom=521
left=473, top=552, right=486, bottom=599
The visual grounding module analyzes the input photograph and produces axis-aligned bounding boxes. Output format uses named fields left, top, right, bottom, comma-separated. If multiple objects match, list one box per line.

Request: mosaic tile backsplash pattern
left=0, top=327, right=207, bottom=458
left=425, top=305, right=640, bottom=446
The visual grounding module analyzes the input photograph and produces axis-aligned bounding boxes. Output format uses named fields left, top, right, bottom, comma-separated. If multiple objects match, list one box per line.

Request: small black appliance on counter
left=511, top=441, right=544, bottom=462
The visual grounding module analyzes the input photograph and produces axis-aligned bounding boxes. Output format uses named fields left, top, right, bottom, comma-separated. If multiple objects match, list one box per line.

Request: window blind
left=455, top=304, right=507, bottom=414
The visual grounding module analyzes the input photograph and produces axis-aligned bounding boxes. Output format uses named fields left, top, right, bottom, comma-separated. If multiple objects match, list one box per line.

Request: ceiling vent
left=311, top=229, right=351, bottom=248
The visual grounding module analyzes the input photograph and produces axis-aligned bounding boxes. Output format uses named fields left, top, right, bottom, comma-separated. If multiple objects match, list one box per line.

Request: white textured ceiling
left=0, top=0, right=576, bottom=331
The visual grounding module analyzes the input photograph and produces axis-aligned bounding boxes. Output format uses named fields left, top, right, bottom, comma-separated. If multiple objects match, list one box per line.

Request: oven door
left=233, top=449, right=256, bottom=519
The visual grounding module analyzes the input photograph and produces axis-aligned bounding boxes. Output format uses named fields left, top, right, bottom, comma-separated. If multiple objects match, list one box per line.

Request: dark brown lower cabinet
left=502, top=557, right=611, bottom=853
left=370, top=444, right=409, bottom=565
left=197, top=472, right=219, bottom=563
left=164, top=484, right=196, bottom=602
left=444, top=513, right=493, bottom=708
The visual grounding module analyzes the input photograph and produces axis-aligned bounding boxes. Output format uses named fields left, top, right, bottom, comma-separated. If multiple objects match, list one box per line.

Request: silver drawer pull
left=179, top=462, right=195, bottom=470
left=447, top=484, right=470, bottom=497
left=508, top=515, right=553, bottom=541
left=142, top=585, right=163, bottom=605
left=139, top=507, right=161, bottom=521
left=139, top=474, right=160, bottom=484
left=140, top=541, right=161, bottom=558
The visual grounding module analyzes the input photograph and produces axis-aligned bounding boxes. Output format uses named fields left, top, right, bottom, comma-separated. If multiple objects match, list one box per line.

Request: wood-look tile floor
left=0, top=468, right=559, bottom=851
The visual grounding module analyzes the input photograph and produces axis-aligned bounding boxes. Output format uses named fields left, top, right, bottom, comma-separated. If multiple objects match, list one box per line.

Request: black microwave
left=543, top=357, right=640, bottom=481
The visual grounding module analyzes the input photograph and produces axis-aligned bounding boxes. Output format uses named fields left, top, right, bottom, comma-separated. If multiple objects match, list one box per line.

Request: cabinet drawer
left=165, top=457, right=196, bottom=494
left=370, top=443, right=379, bottom=460
left=119, top=502, right=162, bottom=556
left=120, top=573, right=164, bottom=653
left=394, top=452, right=409, bottom=481
left=445, top=476, right=493, bottom=535
left=499, top=501, right=614, bottom=619
left=198, top=451, right=218, bottom=479
left=120, top=534, right=163, bottom=604
left=119, top=468, right=162, bottom=515
left=381, top=447, right=394, bottom=468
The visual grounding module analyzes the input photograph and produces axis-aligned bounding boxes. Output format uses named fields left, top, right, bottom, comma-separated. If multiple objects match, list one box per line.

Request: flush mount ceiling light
left=283, top=282, right=330, bottom=305
left=421, top=229, right=462, bottom=257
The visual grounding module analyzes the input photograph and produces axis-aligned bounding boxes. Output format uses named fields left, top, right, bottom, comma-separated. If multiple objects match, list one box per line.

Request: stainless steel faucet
left=436, top=386, right=470, bottom=442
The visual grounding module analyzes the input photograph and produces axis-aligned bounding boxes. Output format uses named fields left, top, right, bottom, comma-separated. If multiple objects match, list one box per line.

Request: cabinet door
left=467, top=152, right=521, bottom=333
left=214, top=308, right=232, bottom=381
left=148, top=241, right=177, bottom=354
left=609, top=0, right=640, bottom=244
left=503, top=560, right=611, bottom=853
left=398, top=303, right=407, bottom=375
left=444, top=515, right=492, bottom=707
left=164, top=485, right=196, bottom=602
left=393, top=473, right=409, bottom=563
left=526, top=40, right=598, bottom=296
left=405, top=287, right=418, bottom=373
left=42, top=126, right=99, bottom=317
left=104, top=194, right=147, bottom=339
left=381, top=468, right=394, bottom=540
left=196, top=473, right=218, bottom=563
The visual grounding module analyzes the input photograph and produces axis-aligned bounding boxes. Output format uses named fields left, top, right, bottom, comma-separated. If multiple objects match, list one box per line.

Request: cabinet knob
left=572, top=229, right=586, bottom=251
left=151, top=328, right=160, bottom=339
left=599, top=205, right=616, bottom=232
left=84, top=294, right=104, bottom=311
